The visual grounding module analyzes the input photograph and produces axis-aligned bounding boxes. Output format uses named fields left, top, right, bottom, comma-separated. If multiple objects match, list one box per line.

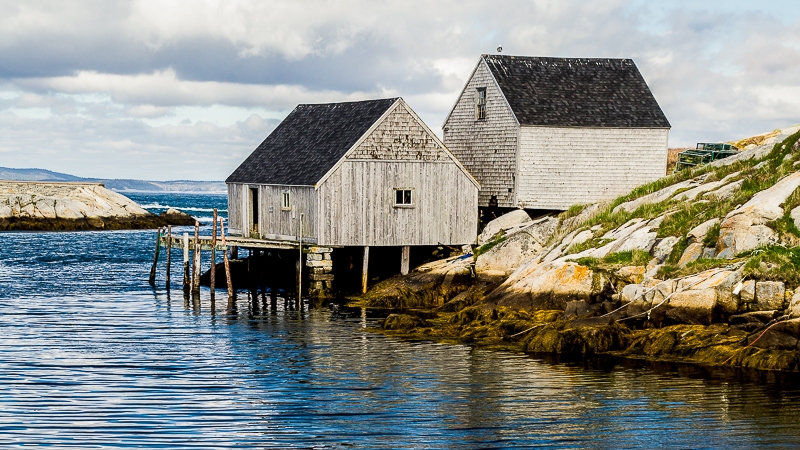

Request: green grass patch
left=742, top=245, right=800, bottom=288
left=702, top=222, right=721, bottom=247
left=572, top=249, right=651, bottom=271
left=474, top=232, right=507, bottom=258
left=665, top=236, right=690, bottom=266
left=657, top=258, right=738, bottom=280
left=559, top=203, right=588, bottom=221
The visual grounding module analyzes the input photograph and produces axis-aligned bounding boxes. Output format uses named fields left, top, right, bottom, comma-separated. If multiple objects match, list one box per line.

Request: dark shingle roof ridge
left=481, top=54, right=670, bottom=128
left=226, top=98, right=398, bottom=185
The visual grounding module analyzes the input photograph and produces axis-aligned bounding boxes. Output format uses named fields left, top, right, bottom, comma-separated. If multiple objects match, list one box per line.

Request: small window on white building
left=394, top=188, right=413, bottom=207
left=476, top=87, right=487, bottom=120
left=281, top=190, right=292, bottom=211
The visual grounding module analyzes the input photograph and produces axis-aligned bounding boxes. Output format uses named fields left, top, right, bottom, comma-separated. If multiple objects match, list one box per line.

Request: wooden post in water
left=149, top=227, right=162, bottom=285
left=165, top=226, right=172, bottom=289
left=297, top=213, right=303, bottom=299
left=362, top=246, right=369, bottom=294
left=192, top=221, right=201, bottom=294
left=221, top=218, right=234, bottom=301
left=210, top=209, right=217, bottom=300
left=182, top=232, right=190, bottom=292
left=401, top=245, right=410, bottom=276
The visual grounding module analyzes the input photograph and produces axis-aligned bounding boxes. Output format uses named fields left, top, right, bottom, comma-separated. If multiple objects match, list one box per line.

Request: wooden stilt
left=149, top=227, right=161, bottom=285
left=231, top=245, right=238, bottom=260
left=401, top=245, right=410, bottom=276
left=221, top=218, right=234, bottom=301
left=210, top=209, right=217, bottom=300
left=362, top=246, right=369, bottom=294
left=297, top=213, right=303, bottom=299
left=182, top=232, right=190, bottom=292
left=165, top=226, right=172, bottom=289
left=192, top=221, right=201, bottom=294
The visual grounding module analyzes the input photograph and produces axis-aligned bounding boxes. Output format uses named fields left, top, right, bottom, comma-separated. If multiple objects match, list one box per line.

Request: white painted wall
left=516, top=126, right=669, bottom=210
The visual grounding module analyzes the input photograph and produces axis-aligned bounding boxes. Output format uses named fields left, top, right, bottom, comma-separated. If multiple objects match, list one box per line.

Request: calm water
left=1, top=192, right=800, bottom=448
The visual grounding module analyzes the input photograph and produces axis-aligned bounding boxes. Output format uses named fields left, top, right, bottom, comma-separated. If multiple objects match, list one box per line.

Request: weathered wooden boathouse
left=225, top=97, right=479, bottom=296
left=443, top=54, right=671, bottom=212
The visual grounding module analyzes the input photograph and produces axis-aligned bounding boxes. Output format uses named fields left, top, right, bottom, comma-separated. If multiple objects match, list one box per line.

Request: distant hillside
left=0, top=167, right=225, bottom=192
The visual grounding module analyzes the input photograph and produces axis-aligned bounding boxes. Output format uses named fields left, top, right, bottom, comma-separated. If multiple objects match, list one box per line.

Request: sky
left=1, top=0, right=800, bottom=181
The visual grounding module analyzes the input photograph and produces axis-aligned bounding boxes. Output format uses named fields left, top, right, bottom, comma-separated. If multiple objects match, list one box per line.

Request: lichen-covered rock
left=755, top=281, right=786, bottom=311
left=477, top=209, right=532, bottom=245
left=476, top=231, right=544, bottom=277
left=717, top=173, right=800, bottom=257
left=0, top=181, right=184, bottom=230
left=738, top=280, right=756, bottom=304
left=786, top=289, right=800, bottom=318
left=687, top=218, right=720, bottom=243
left=665, top=288, right=717, bottom=325
left=615, top=266, right=645, bottom=284
left=484, top=261, right=608, bottom=311
left=620, top=283, right=644, bottom=304
left=381, top=314, right=430, bottom=331
left=678, top=242, right=704, bottom=268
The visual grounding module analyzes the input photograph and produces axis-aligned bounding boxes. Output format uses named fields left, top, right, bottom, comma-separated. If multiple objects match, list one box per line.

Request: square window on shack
left=394, top=189, right=413, bottom=207
left=281, top=190, right=291, bottom=211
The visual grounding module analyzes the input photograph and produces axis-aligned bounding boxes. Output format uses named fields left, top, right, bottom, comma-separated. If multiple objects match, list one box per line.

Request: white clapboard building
left=443, top=54, right=671, bottom=211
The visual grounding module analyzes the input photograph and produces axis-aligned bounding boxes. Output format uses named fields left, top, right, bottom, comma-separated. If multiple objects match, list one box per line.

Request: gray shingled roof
left=226, top=98, right=398, bottom=185
left=483, top=55, right=670, bottom=128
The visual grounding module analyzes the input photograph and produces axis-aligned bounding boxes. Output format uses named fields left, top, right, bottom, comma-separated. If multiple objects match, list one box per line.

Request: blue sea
left=1, top=191, right=800, bottom=448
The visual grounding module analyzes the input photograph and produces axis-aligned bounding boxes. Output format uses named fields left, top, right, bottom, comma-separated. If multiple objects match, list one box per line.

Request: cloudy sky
left=1, top=0, right=799, bottom=180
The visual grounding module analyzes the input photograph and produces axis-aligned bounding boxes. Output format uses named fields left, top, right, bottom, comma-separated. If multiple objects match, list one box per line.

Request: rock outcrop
left=0, top=181, right=193, bottom=230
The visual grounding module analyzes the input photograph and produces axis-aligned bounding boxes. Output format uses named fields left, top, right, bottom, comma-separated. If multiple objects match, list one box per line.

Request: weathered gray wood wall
left=257, top=185, right=317, bottom=241
left=226, top=183, right=317, bottom=240
left=317, top=161, right=477, bottom=246
left=517, top=127, right=669, bottom=209
left=317, top=103, right=478, bottom=246
left=443, top=60, right=518, bottom=208
left=227, top=183, right=243, bottom=235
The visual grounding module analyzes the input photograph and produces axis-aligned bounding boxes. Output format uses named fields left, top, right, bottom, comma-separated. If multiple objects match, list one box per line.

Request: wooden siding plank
left=517, top=127, right=669, bottom=209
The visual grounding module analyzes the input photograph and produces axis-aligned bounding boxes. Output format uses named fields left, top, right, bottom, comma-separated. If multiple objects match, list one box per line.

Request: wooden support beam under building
left=362, top=246, right=369, bottom=294
left=401, top=245, right=410, bottom=276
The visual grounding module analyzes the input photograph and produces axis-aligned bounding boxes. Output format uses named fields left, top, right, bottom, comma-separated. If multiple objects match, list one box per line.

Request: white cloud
left=0, top=0, right=799, bottom=178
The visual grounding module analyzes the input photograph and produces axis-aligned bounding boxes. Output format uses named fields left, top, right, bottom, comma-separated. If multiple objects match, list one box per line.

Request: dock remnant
left=182, top=232, right=190, bottom=292
left=192, top=221, right=201, bottom=294
left=210, top=210, right=217, bottom=300
left=165, top=226, right=172, bottom=289
left=149, top=227, right=162, bottom=285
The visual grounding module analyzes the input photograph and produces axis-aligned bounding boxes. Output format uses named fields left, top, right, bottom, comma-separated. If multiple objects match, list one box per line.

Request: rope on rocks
left=722, top=316, right=789, bottom=366
left=603, top=267, right=734, bottom=321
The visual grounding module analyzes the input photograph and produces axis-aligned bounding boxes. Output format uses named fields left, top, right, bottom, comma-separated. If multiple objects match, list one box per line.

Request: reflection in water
left=1, top=194, right=800, bottom=447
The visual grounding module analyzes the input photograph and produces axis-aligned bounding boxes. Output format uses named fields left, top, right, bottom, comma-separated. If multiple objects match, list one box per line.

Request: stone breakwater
left=0, top=181, right=194, bottom=230
left=358, top=125, right=800, bottom=372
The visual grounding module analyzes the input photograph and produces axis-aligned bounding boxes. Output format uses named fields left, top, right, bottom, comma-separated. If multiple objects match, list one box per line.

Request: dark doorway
left=249, top=187, right=259, bottom=237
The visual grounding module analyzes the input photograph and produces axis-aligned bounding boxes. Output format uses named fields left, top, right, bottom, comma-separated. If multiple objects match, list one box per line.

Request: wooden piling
left=192, top=221, right=201, bottom=294
left=297, top=213, right=303, bottom=298
left=401, top=245, right=410, bottom=276
left=211, top=209, right=217, bottom=300
left=165, top=226, right=172, bottom=289
left=362, top=246, right=369, bottom=294
left=148, top=227, right=161, bottom=285
left=221, top=218, right=234, bottom=300
left=182, top=232, right=190, bottom=292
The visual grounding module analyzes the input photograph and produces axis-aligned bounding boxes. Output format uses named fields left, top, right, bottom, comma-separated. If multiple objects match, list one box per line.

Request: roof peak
left=483, top=54, right=633, bottom=64
left=295, top=97, right=400, bottom=108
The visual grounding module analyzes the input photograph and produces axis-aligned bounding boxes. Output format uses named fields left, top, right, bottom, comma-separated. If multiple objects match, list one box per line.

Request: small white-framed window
left=475, top=87, right=487, bottom=120
left=281, top=190, right=292, bottom=211
left=394, top=188, right=413, bottom=208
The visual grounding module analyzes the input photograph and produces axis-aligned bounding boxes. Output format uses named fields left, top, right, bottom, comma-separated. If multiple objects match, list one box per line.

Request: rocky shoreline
left=0, top=181, right=194, bottom=231
left=354, top=125, right=800, bottom=373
